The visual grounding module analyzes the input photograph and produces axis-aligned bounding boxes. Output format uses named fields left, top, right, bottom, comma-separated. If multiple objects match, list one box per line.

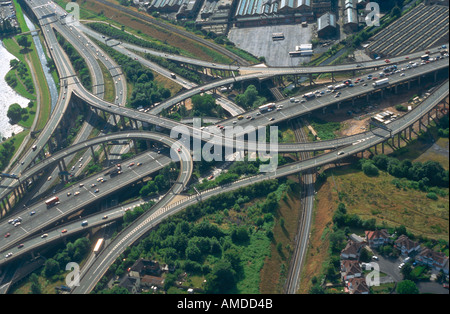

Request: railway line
left=284, top=119, right=315, bottom=294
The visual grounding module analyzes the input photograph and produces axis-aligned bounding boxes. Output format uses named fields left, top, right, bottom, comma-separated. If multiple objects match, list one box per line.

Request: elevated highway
left=72, top=80, right=448, bottom=294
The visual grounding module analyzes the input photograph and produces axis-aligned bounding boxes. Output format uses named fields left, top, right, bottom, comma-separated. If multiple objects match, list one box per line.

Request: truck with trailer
left=372, top=78, right=389, bottom=88
left=302, top=92, right=316, bottom=100
left=45, top=196, right=60, bottom=207
left=258, top=103, right=276, bottom=113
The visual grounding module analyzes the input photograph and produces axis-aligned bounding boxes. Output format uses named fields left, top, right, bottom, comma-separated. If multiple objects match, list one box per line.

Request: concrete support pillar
left=90, top=146, right=96, bottom=161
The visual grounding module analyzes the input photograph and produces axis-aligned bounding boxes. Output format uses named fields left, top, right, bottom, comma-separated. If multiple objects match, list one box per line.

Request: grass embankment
left=54, top=0, right=233, bottom=64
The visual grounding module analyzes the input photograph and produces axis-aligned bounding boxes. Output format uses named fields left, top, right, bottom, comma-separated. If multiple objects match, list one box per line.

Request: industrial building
left=317, top=11, right=336, bottom=38
left=195, top=0, right=233, bottom=35
left=139, top=0, right=202, bottom=19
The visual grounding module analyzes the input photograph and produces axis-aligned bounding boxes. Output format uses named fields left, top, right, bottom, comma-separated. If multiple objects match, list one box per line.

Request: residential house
left=365, top=229, right=390, bottom=248
left=141, top=275, right=165, bottom=290
left=341, top=260, right=362, bottom=281
left=129, top=258, right=162, bottom=277
left=118, top=274, right=140, bottom=294
left=340, top=240, right=366, bottom=260
left=347, top=277, right=370, bottom=294
left=394, top=235, right=421, bottom=256
left=416, top=247, right=449, bottom=274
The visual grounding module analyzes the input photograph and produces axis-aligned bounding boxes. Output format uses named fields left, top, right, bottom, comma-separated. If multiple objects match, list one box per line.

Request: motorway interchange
left=0, top=0, right=449, bottom=294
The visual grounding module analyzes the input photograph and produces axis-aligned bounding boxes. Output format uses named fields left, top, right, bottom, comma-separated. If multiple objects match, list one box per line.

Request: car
left=137, top=163, right=142, bottom=166
left=74, top=191, right=80, bottom=196
left=385, top=59, right=390, bottom=63
left=61, top=229, right=67, bottom=234
left=398, top=262, right=405, bottom=269
left=79, top=183, right=84, bottom=188
left=372, top=256, right=378, bottom=260
left=5, top=252, right=13, bottom=258
left=29, top=211, right=35, bottom=216
left=47, top=176, right=52, bottom=181
left=269, top=117, right=275, bottom=121
left=337, top=151, right=345, bottom=156
left=91, top=184, right=96, bottom=188
left=128, top=162, right=135, bottom=167
left=67, top=192, right=71, bottom=197
left=41, top=234, right=48, bottom=238
left=208, top=175, right=214, bottom=180
left=102, top=215, right=108, bottom=220
left=4, top=233, right=10, bottom=238
left=363, top=83, right=368, bottom=86
left=400, top=73, right=405, bottom=77
left=94, top=189, right=99, bottom=193
left=443, top=283, right=449, bottom=289
left=17, top=244, right=24, bottom=249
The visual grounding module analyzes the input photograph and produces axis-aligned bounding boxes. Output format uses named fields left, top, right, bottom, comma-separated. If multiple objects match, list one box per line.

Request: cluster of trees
left=87, top=22, right=179, bottom=55
left=56, top=33, right=92, bottom=91
left=6, top=103, right=28, bottom=124
left=191, top=93, right=224, bottom=118
left=139, top=162, right=179, bottom=198
left=437, top=115, right=449, bottom=138
left=7, top=59, right=34, bottom=94
left=0, top=139, right=16, bottom=171
left=99, top=44, right=171, bottom=109
left=331, top=202, right=377, bottom=234
left=42, top=238, right=91, bottom=280
left=363, top=155, right=449, bottom=188
left=0, top=19, right=19, bottom=38
left=234, top=85, right=267, bottom=110
left=95, top=179, right=282, bottom=294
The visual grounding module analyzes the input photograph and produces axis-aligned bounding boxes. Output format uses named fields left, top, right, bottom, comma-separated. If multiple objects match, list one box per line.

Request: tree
left=204, top=259, right=236, bottom=293
left=362, top=161, right=379, bottom=177
left=396, top=280, right=419, bottom=294
left=42, top=258, right=60, bottom=278
left=7, top=103, right=23, bottom=124
left=17, top=35, right=31, bottom=51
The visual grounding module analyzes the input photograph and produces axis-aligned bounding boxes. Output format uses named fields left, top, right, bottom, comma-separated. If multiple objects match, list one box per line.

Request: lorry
left=372, top=78, right=389, bottom=88
left=45, top=196, right=60, bottom=207
left=258, top=103, right=276, bottom=113
left=302, top=92, right=316, bottom=100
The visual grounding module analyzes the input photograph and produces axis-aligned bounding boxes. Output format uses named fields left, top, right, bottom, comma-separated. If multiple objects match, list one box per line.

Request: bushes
left=371, top=155, right=449, bottom=188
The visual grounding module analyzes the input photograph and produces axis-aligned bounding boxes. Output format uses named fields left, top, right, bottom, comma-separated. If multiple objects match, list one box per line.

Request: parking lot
left=228, top=24, right=313, bottom=67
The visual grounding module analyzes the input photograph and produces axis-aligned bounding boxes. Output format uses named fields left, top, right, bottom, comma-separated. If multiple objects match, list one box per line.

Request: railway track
left=284, top=119, right=315, bottom=294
